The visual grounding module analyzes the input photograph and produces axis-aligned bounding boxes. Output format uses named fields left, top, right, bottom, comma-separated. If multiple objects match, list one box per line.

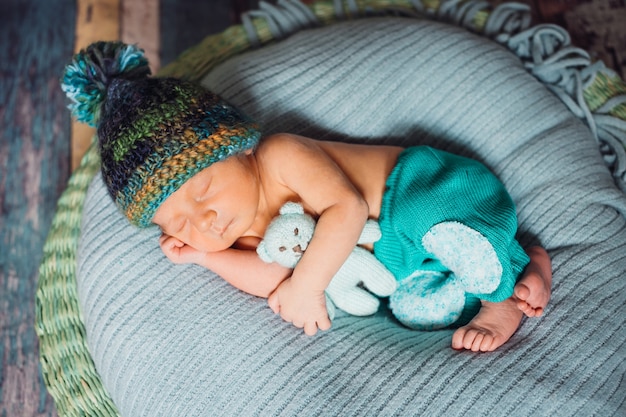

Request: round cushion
left=76, top=16, right=626, bottom=417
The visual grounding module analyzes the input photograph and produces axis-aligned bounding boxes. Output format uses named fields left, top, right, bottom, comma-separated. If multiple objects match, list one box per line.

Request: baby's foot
left=514, top=246, right=552, bottom=318
left=451, top=298, right=523, bottom=352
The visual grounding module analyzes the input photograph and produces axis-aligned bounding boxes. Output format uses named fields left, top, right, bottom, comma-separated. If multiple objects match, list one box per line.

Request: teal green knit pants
left=374, top=146, right=530, bottom=329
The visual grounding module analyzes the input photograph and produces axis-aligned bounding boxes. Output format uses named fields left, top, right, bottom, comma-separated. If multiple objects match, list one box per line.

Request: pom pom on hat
left=61, top=41, right=261, bottom=227
left=61, top=41, right=150, bottom=127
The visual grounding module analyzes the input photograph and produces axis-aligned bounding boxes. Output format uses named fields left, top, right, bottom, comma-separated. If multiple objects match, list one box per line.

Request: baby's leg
left=452, top=298, right=523, bottom=352
left=514, top=246, right=552, bottom=317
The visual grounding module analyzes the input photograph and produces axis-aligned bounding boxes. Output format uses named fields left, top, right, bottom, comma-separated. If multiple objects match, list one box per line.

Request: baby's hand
left=159, top=234, right=205, bottom=264
left=268, top=278, right=331, bottom=336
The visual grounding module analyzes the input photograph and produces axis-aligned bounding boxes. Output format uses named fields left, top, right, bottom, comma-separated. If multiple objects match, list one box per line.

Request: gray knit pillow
left=77, top=17, right=626, bottom=416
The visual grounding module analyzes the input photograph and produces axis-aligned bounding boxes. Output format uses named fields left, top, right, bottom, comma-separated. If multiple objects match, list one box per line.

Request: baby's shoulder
left=259, top=133, right=366, bottom=156
left=258, top=133, right=315, bottom=150
left=256, top=133, right=333, bottom=162
left=257, top=133, right=403, bottom=171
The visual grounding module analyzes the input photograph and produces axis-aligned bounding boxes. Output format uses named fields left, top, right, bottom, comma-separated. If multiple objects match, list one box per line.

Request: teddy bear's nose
left=292, top=245, right=303, bottom=254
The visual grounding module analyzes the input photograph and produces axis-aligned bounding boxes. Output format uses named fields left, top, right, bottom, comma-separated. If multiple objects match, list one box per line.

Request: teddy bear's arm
left=325, top=246, right=397, bottom=316
left=357, top=220, right=382, bottom=245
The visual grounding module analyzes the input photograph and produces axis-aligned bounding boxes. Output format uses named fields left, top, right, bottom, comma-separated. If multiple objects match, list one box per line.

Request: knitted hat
left=61, top=41, right=261, bottom=227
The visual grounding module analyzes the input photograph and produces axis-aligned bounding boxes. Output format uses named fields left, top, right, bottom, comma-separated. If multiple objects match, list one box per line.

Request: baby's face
left=152, top=155, right=260, bottom=252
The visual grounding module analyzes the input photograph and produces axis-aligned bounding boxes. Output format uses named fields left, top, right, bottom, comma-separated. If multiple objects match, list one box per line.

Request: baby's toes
left=453, top=327, right=480, bottom=351
left=516, top=299, right=543, bottom=318
left=470, top=333, right=486, bottom=352
left=452, top=327, right=468, bottom=350
left=514, top=282, right=531, bottom=302
left=478, top=334, right=497, bottom=352
left=527, top=305, right=544, bottom=318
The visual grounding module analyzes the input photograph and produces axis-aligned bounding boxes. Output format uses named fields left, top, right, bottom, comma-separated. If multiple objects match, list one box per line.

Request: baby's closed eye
left=194, top=185, right=211, bottom=203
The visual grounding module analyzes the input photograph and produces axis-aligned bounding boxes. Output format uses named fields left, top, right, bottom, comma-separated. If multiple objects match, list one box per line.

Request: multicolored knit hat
left=61, top=41, right=261, bottom=227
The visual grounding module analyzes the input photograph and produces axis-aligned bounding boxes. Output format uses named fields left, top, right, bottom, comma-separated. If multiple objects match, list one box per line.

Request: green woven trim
left=159, top=0, right=626, bottom=132
left=158, top=0, right=471, bottom=81
left=35, top=141, right=111, bottom=417
left=584, top=71, right=626, bottom=120
left=37, top=1, right=626, bottom=416
left=157, top=24, right=259, bottom=82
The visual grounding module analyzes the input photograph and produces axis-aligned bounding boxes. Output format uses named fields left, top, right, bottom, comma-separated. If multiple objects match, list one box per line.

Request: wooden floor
left=1, top=2, right=74, bottom=416
left=0, top=1, right=256, bottom=416
left=0, top=0, right=623, bottom=416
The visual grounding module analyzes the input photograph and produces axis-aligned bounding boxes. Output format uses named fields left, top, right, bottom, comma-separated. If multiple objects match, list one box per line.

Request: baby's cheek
left=189, top=234, right=233, bottom=253
left=234, top=236, right=262, bottom=250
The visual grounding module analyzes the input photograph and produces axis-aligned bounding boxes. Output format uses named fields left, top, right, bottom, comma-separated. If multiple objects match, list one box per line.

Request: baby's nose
left=194, top=211, right=216, bottom=233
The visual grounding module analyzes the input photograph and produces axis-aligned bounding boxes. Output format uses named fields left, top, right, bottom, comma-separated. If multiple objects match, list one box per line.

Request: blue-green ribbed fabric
left=374, top=146, right=529, bottom=304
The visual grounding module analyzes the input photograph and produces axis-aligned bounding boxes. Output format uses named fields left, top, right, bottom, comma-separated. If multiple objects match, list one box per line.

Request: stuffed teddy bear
left=256, top=202, right=397, bottom=318
left=258, top=204, right=511, bottom=331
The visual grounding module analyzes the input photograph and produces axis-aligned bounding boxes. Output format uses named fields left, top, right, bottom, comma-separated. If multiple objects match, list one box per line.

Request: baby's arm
left=160, top=234, right=290, bottom=298
left=263, top=134, right=370, bottom=335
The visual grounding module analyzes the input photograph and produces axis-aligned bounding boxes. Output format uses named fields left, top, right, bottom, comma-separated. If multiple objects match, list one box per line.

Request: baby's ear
left=256, top=241, right=273, bottom=263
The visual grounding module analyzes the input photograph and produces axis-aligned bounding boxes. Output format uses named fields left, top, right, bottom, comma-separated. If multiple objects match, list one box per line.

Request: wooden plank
left=0, top=1, right=76, bottom=415
left=71, top=0, right=161, bottom=170
left=121, top=0, right=160, bottom=74
left=159, top=0, right=229, bottom=67
left=159, top=0, right=259, bottom=67
left=71, top=0, right=121, bottom=171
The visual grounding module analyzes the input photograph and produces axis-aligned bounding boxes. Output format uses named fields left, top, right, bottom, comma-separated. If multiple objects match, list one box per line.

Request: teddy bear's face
left=256, top=209, right=316, bottom=268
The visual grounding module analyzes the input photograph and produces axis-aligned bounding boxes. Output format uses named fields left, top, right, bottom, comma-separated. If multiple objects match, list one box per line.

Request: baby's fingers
left=159, top=233, right=170, bottom=246
left=159, top=234, right=182, bottom=249
left=317, top=316, right=332, bottom=332
left=267, top=292, right=280, bottom=315
left=303, top=315, right=331, bottom=336
left=303, top=322, right=318, bottom=336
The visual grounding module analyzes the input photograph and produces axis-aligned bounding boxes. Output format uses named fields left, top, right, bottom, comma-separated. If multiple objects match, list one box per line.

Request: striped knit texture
left=61, top=42, right=261, bottom=228
left=374, top=146, right=529, bottom=304
left=77, top=18, right=626, bottom=416
left=97, top=77, right=261, bottom=227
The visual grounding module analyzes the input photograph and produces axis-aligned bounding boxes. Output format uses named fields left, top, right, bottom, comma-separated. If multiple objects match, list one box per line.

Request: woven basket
left=36, top=1, right=626, bottom=416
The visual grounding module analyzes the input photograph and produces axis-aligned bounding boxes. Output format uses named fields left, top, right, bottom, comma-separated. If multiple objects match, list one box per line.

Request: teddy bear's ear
left=256, top=240, right=274, bottom=263
left=279, top=202, right=304, bottom=215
